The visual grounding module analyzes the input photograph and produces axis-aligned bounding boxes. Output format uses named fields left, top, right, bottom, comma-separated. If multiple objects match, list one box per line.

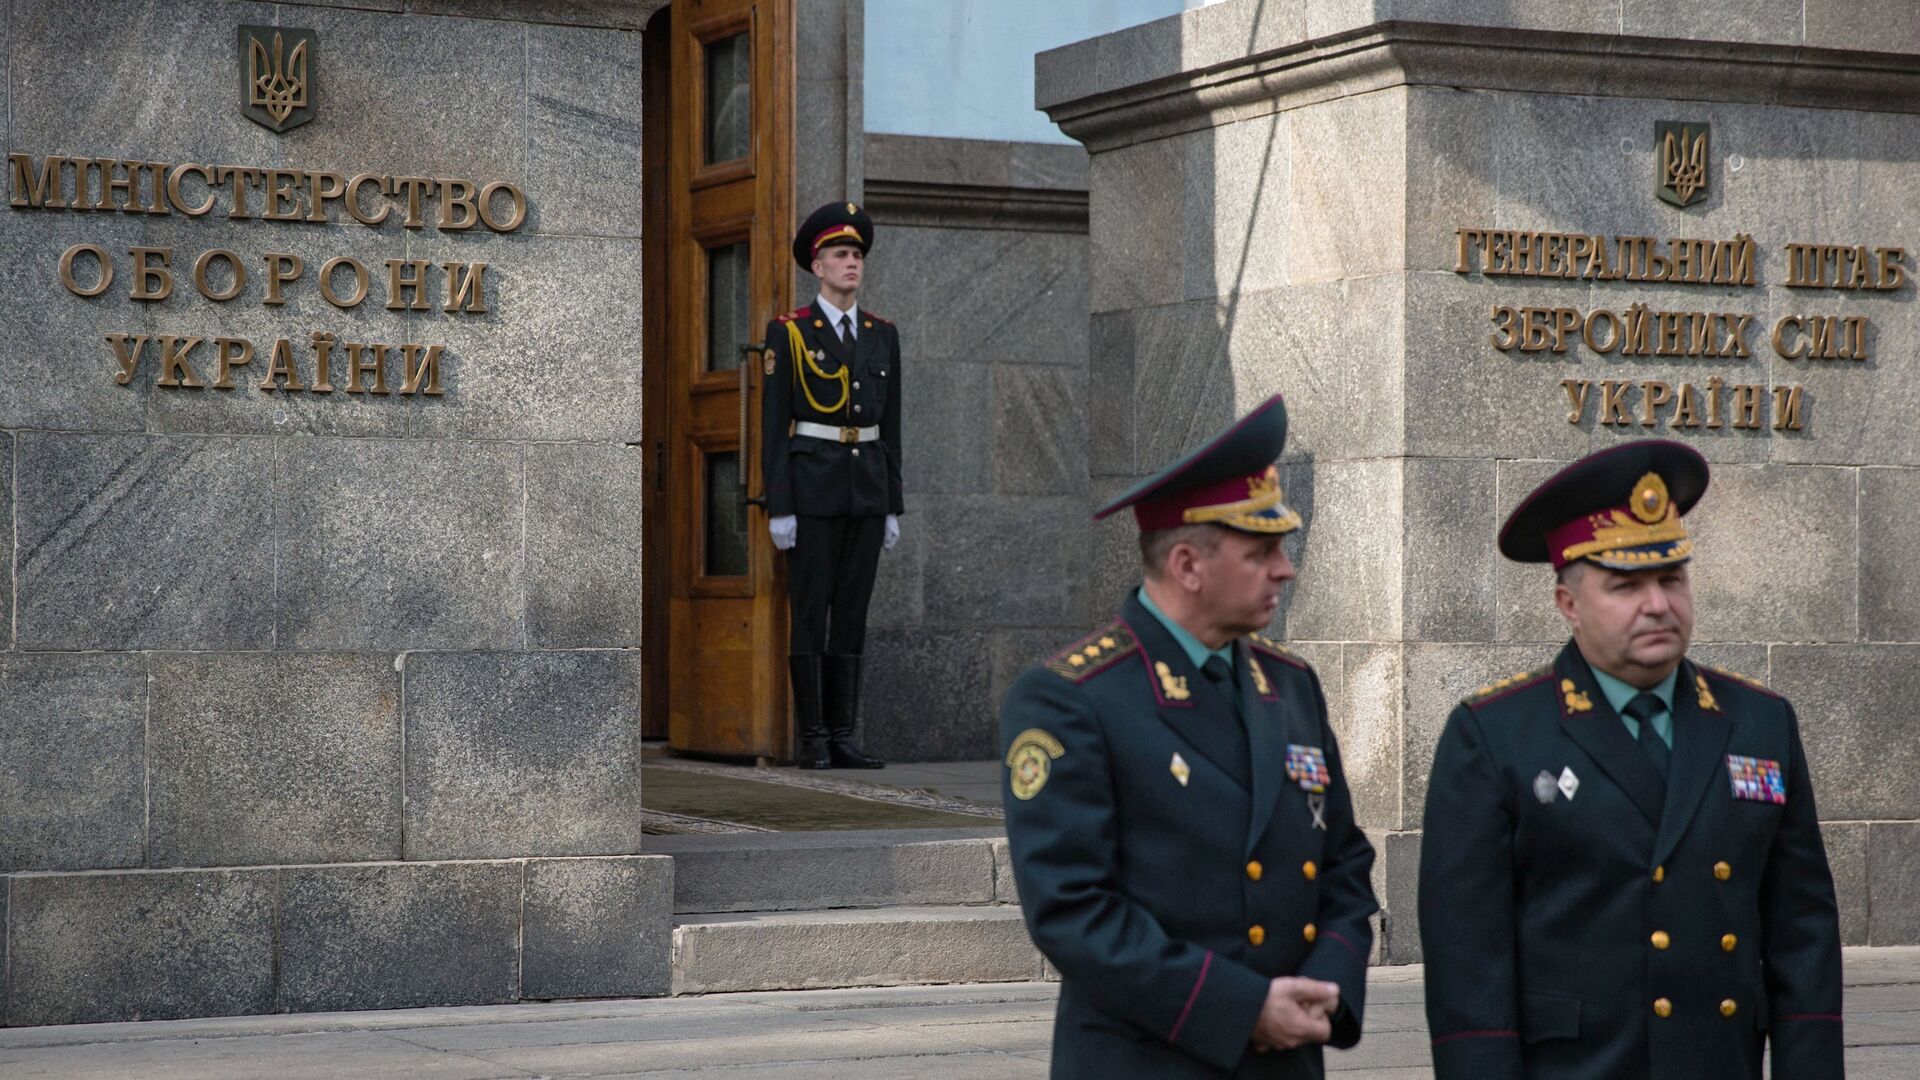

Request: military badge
left=1557, top=767, right=1580, bottom=801
left=1170, top=752, right=1190, bottom=788
left=1725, top=754, right=1787, bottom=804
left=1285, top=744, right=1330, bottom=793
left=1006, top=729, right=1065, bottom=801
left=1154, top=661, right=1191, bottom=702
left=1533, top=770, right=1558, bottom=804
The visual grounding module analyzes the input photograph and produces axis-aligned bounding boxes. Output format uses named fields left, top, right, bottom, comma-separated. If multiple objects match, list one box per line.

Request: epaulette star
left=1469, top=667, right=1550, bottom=704
left=1707, top=665, right=1780, bottom=699
left=1046, top=621, right=1137, bottom=682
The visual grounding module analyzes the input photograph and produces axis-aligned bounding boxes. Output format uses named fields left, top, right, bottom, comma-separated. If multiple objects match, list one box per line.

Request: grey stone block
left=661, top=833, right=995, bottom=914
left=1088, top=311, right=1136, bottom=476
left=148, top=652, right=402, bottom=868
left=8, top=0, right=281, bottom=164
left=0, top=654, right=146, bottom=872
left=866, top=494, right=926, bottom=632
left=1379, top=831, right=1422, bottom=966
left=279, top=7, right=525, bottom=184
left=1861, top=469, right=1920, bottom=642
left=1710, top=103, right=1860, bottom=254
left=1089, top=136, right=1188, bottom=313
left=900, top=359, right=992, bottom=495
left=924, top=496, right=1078, bottom=628
left=0, top=213, right=151, bottom=432
left=1288, top=89, right=1406, bottom=286
left=1405, top=87, right=1498, bottom=274
left=1493, top=459, right=1575, bottom=644
left=1280, top=458, right=1404, bottom=643
left=1770, top=645, right=1920, bottom=822
left=1403, top=643, right=1559, bottom=822
left=1373, top=0, right=1621, bottom=35
left=1686, top=465, right=1856, bottom=643
left=137, top=219, right=413, bottom=440
left=1822, top=821, right=1870, bottom=947
left=1685, top=643, right=1767, bottom=683
left=863, top=629, right=994, bottom=762
left=994, top=365, right=1087, bottom=496
left=1857, top=112, right=1920, bottom=242
left=528, top=24, right=645, bottom=238
left=16, top=433, right=275, bottom=650
left=0, top=437, right=8, bottom=648
left=1622, top=0, right=1803, bottom=45
left=993, top=838, right=1019, bottom=905
left=1224, top=277, right=1405, bottom=464
left=796, top=79, right=852, bottom=217
left=523, top=856, right=673, bottom=1000
left=402, top=233, right=645, bottom=442
left=672, top=905, right=1041, bottom=994
left=1185, top=111, right=1290, bottom=301
left=5, top=869, right=275, bottom=1025
left=1764, top=288, right=1920, bottom=468
left=1086, top=476, right=1145, bottom=618
left=278, top=861, right=522, bottom=1013
left=275, top=438, right=522, bottom=650
left=1868, top=823, right=1920, bottom=946
left=866, top=227, right=1087, bottom=368
left=1807, top=1, right=1920, bottom=52
left=1402, top=458, right=1495, bottom=644
left=525, top=443, right=645, bottom=648
left=404, top=0, right=664, bottom=28
left=404, top=651, right=644, bottom=860
left=1127, top=299, right=1233, bottom=472
left=991, top=628, right=1077, bottom=724
left=1335, top=643, right=1405, bottom=832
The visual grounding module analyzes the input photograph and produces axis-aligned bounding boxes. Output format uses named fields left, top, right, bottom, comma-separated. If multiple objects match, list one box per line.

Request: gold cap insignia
left=1632, top=472, right=1671, bottom=524
left=1006, top=728, right=1065, bottom=800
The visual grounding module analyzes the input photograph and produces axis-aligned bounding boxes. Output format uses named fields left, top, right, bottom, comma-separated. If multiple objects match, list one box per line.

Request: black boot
left=789, top=655, right=831, bottom=769
left=823, top=654, right=885, bottom=769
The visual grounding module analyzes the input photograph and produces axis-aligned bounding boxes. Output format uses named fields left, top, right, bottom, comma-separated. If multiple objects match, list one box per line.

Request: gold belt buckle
left=839, top=426, right=861, bottom=444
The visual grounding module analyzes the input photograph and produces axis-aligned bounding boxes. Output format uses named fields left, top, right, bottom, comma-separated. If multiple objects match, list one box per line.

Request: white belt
left=794, top=421, right=879, bottom=444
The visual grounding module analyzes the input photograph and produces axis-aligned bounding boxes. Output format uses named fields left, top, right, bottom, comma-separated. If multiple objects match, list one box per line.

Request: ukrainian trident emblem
left=239, top=26, right=316, bottom=132
left=1655, top=121, right=1709, bottom=207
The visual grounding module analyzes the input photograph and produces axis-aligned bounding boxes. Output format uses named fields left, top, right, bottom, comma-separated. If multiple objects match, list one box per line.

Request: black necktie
left=1203, top=656, right=1240, bottom=719
left=837, top=314, right=853, bottom=344
left=1624, top=692, right=1671, bottom=779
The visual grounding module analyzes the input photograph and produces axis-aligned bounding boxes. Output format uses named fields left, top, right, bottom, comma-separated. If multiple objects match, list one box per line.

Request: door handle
left=738, top=341, right=768, bottom=510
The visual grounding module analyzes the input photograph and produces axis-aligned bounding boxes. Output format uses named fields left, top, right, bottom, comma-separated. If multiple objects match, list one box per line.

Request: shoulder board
left=864, top=311, right=892, bottom=326
left=1467, top=667, right=1552, bottom=705
left=1705, top=665, right=1782, bottom=699
left=1247, top=633, right=1309, bottom=670
left=1045, top=621, right=1138, bottom=683
left=779, top=305, right=814, bottom=322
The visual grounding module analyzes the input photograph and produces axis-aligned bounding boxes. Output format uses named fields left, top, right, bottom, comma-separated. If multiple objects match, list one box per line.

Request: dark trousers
left=787, top=514, right=885, bottom=656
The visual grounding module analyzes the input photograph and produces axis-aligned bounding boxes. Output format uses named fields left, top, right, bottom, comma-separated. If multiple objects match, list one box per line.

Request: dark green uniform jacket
left=1419, top=641, right=1844, bottom=1080
left=760, top=303, right=903, bottom=519
left=1000, top=592, right=1378, bottom=1078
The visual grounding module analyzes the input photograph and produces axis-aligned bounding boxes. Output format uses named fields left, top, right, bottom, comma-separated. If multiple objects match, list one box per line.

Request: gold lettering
left=1600, top=380, right=1634, bottom=425
left=1583, top=309, right=1620, bottom=353
left=156, top=335, right=207, bottom=388
left=1490, top=305, right=1517, bottom=351
left=1877, top=247, right=1908, bottom=291
left=344, top=172, right=390, bottom=225
left=1641, top=380, right=1672, bottom=427
left=438, top=178, right=479, bottom=230
left=101, top=160, right=141, bottom=213
left=443, top=261, right=488, bottom=313
left=1672, top=382, right=1702, bottom=428
left=1808, top=315, right=1842, bottom=359
left=263, top=252, right=304, bottom=306
left=1622, top=303, right=1651, bottom=356
left=1520, top=308, right=1554, bottom=352
left=166, top=163, right=217, bottom=216
left=192, top=249, right=247, bottom=302
left=477, top=180, right=528, bottom=232
left=210, top=337, right=254, bottom=389
left=1706, top=375, right=1725, bottom=429
left=10, top=154, right=66, bottom=207
left=386, top=176, right=434, bottom=228
left=319, top=256, right=370, bottom=308
left=262, top=168, right=305, bottom=221
left=310, top=331, right=336, bottom=392
left=305, top=170, right=342, bottom=222
left=215, top=165, right=266, bottom=219
left=1551, top=307, right=1580, bottom=353
left=105, top=332, right=148, bottom=385
left=1844, top=316, right=1869, bottom=361
left=59, top=243, right=113, bottom=297
left=1773, top=385, right=1805, bottom=431
left=343, top=341, right=389, bottom=394
left=1455, top=228, right=1482, bottom=273
left=1723, top=314, right=1754, bottom=359
left=1772, top=315, right=1807, bottom=359
left=260, top=337, right=305, bottom=391
left=399, top=343, right=445, bottom=395
left=384, top=258, right=432, bottom=311
left=1560, top=379, right=1590, bottom=424
left=1730, top=384, right=1764, bottom=429
left=129, top=246, right=174, bottom=302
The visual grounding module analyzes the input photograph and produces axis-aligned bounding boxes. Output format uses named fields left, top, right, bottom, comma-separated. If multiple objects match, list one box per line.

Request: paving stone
left=523, top=856, right=673, bottom=1000
left=278, top=861, right=522, bottom=1013
left=660, top=833, right=996, bottom=914
left=5, top=869, right=275, bottom=1025
left=404, top=651, right=645, bottom=860
left=672, top=905, right=1041, bottom=994
left=147, top=651, right=401, bottom=867
left=0, top=654, right=146, bottom=873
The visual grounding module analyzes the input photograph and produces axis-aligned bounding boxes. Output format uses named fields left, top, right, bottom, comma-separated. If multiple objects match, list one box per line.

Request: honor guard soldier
left=1419, top=440, right=1844, bottom=1080
left=761, top=201, right=899, bottom=770
left=1001, top=396, right=1379, bottom=1078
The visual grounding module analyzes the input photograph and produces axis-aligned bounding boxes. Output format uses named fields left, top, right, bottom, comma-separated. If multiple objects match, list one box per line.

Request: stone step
left=647, top=827, right=1013, bottom=914
left=671, top=903, right=1044, bottom=994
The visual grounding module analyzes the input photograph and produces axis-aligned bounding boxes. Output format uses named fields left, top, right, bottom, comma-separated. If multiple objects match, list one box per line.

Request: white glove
left=884, top=514, right=901, bottom=551
left=769, top=515, right=798, bottom=551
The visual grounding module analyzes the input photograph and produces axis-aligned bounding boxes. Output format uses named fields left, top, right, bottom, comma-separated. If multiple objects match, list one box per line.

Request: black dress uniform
left=1419, top=441, right=1844, bottom=1080
left=1001, top=397, right=1378, bottom=1078
left=762, top=202, right=901, bottom=768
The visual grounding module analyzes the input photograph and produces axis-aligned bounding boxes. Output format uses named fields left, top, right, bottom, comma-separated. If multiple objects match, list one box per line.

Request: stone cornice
left=862, top=134, right=1089, bottom=233
left=1040, top=21, right=1920, bottom=152
left=862, top=179, right=1088, bottom=233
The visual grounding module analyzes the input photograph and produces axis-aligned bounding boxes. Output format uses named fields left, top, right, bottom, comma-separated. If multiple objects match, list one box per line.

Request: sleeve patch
left=1045, top=622, right=1137, bottom=681
left=1006, top=728, right=1065, bottom=800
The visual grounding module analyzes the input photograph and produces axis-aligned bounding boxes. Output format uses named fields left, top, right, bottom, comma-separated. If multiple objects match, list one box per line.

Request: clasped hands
left=1253, top=977, right=1340, bottom=1053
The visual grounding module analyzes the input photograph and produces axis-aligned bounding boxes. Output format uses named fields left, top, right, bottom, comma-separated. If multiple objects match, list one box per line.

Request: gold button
left=1248, top=925, right=1265, bottom=946
left=1714, top=861, right=1732, bottom=881
left=1720, top=999, right=1738, bottom=1018
left=1303, top=923, right=1317, bottom=943
left=1651, top=931, right=1670, bottom=950
left=1245, top=861, right=1263, bottom=882
left=1721, top=934, right=1738, bottom=952
left=1652, top=865, right=1666, bottom=883
left=1654, top=998, right=1673, bottom=1018
left=1302, top=861, right=1317, bottom=881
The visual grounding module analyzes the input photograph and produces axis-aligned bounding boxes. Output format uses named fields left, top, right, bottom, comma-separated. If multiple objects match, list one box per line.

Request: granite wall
left=1, top=0, right=671, bottom=1024
left=855, top=133, right=1094, bottom=761
left=1039, top=0, right=1920, bottom=961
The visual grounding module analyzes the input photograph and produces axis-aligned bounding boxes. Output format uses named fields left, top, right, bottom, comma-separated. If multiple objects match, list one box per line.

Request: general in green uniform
left=1419, top=439, right=1844, bottom=1080
left=1000, top=396, right=1379, bottom=1079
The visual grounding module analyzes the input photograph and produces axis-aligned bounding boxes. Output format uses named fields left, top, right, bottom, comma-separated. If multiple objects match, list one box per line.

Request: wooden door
left=652, top=0, right=794, bottom=759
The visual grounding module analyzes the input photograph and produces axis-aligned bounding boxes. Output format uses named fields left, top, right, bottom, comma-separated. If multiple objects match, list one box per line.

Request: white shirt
left=813, top=293, right=859, bottom=341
